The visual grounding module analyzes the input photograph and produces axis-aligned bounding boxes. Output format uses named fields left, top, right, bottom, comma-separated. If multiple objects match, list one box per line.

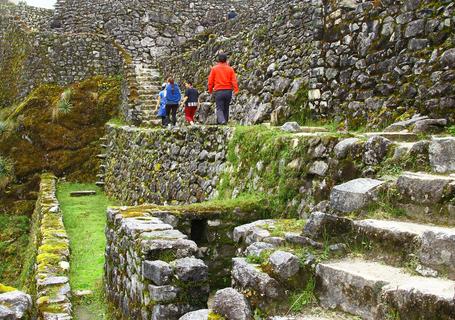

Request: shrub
left=52, top=89, right=73, bottom=121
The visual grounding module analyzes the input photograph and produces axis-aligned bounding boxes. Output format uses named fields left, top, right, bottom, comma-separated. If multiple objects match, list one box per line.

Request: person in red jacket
left=208, top=53, right=239, bottom=125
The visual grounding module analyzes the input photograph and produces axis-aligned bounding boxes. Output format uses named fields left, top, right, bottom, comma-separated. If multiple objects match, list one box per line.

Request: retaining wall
left=103, top=124, right=231, bottom=205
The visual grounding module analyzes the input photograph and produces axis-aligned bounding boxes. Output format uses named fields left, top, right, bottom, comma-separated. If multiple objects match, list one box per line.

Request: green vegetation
left=58, top=182, right=118, bottom=319
left=217, top=125, right=344, bottom=217
left=262, top=219, right=306, bottom=237
left=0, top=213, right=30, bottom=285
left=287, top=277, right=317, bottom=313
left=0, top=75, right=120, bottom=226
left=0, top=283, right=16, bottom=293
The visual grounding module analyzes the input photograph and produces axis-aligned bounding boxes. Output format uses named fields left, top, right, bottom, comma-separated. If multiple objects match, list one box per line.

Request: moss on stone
left=0, top=283, right=17, bottom=293
left=208, top=311, right=225, bottom=320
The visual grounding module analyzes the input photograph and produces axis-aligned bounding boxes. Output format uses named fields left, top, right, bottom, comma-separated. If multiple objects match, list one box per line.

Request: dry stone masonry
left=105, top=206, right=210, bottom=319
left=30, top=174, right=72, bottom=320
left=103, top=124, right=231, bottom=205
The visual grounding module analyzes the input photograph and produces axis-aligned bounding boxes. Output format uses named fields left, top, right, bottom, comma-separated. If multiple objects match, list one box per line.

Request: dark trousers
left=215, top=90, right=232, bottom=125
left=165, top=104, right=178, bottom=126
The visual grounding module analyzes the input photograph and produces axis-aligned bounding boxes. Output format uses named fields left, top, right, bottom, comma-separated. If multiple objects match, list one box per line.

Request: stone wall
left=102, top=124, right=431, bottom=218
left=105, top=206, right=209, bottom=320
left=53, top=0, right=263, bottom=64
left=0, top=2, right=52, bottom=31
left=159, top=0, right=324, bottom=125
left=103, top=124, right=231, bottom=205
left=162, top=0, right=454, bottom=128
left=29, top=173, right=72, bottom=319
left=0, top=15, right=123, bottom=104
left=308, top=0, right=455, bottom=128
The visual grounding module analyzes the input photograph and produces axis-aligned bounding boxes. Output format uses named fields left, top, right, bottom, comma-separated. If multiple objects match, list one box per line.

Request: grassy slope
left=58, top=182, right=117, bottom=319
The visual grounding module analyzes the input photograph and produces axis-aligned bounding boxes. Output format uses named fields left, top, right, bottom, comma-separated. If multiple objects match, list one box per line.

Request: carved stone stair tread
left=317, top=258, right=455, bottom=319
left=69, top=190, right=97, bottom=197
left=362, top=131, right=418, bottom=142
left=396, top=171, right=455, bottom=204
left=354, top=218, right=455, bottom=278
left=95, top=182, right=105, bottom=187
left=330, top=178, right=384, bottom=212
left=96, top=154, right=107, bottom=159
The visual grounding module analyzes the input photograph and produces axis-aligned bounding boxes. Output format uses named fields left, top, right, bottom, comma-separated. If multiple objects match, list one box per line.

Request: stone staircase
left=123, top=61, right=163, bottom=126
left=95, top=136, right=107, bottom=189
left=224, top=131, right=455, bottom=319
left=132, top=63, right=162, bottom=127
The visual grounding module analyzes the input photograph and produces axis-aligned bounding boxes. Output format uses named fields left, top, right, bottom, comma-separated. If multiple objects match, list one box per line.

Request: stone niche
left=104, top=203, right=264, bottom=319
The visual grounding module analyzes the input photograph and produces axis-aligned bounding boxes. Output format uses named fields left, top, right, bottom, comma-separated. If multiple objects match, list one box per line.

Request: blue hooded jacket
left=165, top=83, right=181, bottom=104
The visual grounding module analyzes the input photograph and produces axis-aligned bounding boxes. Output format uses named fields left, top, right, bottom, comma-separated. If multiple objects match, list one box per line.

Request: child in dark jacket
left=164, top=78, right=181, bottom=127
left=181, top=81, right=199, bottom=125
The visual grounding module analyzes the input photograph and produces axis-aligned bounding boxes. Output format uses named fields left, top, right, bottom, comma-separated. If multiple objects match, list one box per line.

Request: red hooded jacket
left=208, top=62, right=239, bottom=94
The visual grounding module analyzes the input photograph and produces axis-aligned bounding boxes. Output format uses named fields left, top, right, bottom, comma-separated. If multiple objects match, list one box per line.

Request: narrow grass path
left=58, top=182, right=117, bottom=320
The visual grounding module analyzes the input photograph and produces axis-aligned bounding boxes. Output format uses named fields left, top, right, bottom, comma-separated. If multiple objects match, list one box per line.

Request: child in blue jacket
left=164, top=78, right=181, bottom=127
left=156, top=83, right=167, bottom=127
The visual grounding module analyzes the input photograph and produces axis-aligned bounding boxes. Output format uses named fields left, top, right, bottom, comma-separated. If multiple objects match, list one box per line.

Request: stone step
left=429, top=136, right=455, bottom=173
left=362, top=132, right=418, bottom=142
left=96, top=154, right=107, bottom=159
left=95, top=181, right=105, bottom=187
left=316, top=259, right=455, bottom=319
left=69, top=190, right=96, bottom=197
left=354, top=219, right=455, bottom=278
left=330, top=178, right=384, bottom=212
left=100, top=144, right=108, bottom=148
left=396, top=171, right=455, bottom=205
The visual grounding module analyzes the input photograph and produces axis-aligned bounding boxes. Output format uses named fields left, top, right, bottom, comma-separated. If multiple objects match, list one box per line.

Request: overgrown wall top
left=308, top=0, right=455, bottom=128
left=53, top=0, right=263, bottom=63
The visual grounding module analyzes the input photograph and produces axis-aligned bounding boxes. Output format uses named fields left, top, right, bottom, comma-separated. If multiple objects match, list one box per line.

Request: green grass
left=57, top=182, right=118, bottom=319
left=0, top=213, right=30, bottom=285
left=287, top=277, right=317, bottom=313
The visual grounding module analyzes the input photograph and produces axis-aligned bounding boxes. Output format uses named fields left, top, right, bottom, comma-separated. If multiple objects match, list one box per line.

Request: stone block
left=334, top=137, right=360, bottom=159
left=429, top=137, right=455, bottom=173
left=143, top=260, right=173, bottom=285
left=303, top=212, right=353, bottom=239
left=148, top=285, right=179, bottom=303
left=231, top=258, right=283, bottom=300
left=330, top=178, right=384, bottom=212
left=420, top=228, right=455, bottom=279
left=0, top=291, right=32, bottom=320
left=317, top=259, right=455, bottom=319
left=396, top=171, right=455, bottom=204
left=212, top=288, right=252, bottom=320
left=268, top=251, right=300, bottom=279
left=173, top=257, right=208, bottom=282
left=179, top=309, right=209, bottom=320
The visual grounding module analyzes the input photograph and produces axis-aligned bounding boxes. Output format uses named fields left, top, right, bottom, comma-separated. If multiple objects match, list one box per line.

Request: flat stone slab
left=330, top=178, right=384, bottom=212
left=397, top=171, right=455, bottom=204
left=354, top=219, right=455, bottom=278
left=69, top=190, right=97, bottom=197
left=317, top=259, right=455, bottom=319
left=362, top=132, right=418, bottom=142
left=429, top=137, right=455, bottom=173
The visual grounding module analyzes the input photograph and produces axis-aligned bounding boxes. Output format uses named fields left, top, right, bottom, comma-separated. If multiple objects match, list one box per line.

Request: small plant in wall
left=52, top=89, right=73, bottom=121
left=0, top=156, right=14, bottom=190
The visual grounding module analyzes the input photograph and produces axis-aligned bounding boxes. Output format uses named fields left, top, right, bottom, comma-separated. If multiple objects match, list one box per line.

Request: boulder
left=212, top=288, right=252, bottom=320
left=268, top=251, right=300, bottom=279
left=441, top=48, right=455, bottom=68
left=330, top=178, right=384, bottom=212
left=245, top=242, right=275, bottom=257
left=231, top=258, right=283, bottom=300
left=334, top=138, right=360, bottom=159
left=412, top=119, right=447, bottom=134
left=0, top=291, right=32, bottom=319
left=362, top=136, right=392, bottom=165
left=429, top=137, right=455, bottom=173
left=179, top=309, right=209, bottom=320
